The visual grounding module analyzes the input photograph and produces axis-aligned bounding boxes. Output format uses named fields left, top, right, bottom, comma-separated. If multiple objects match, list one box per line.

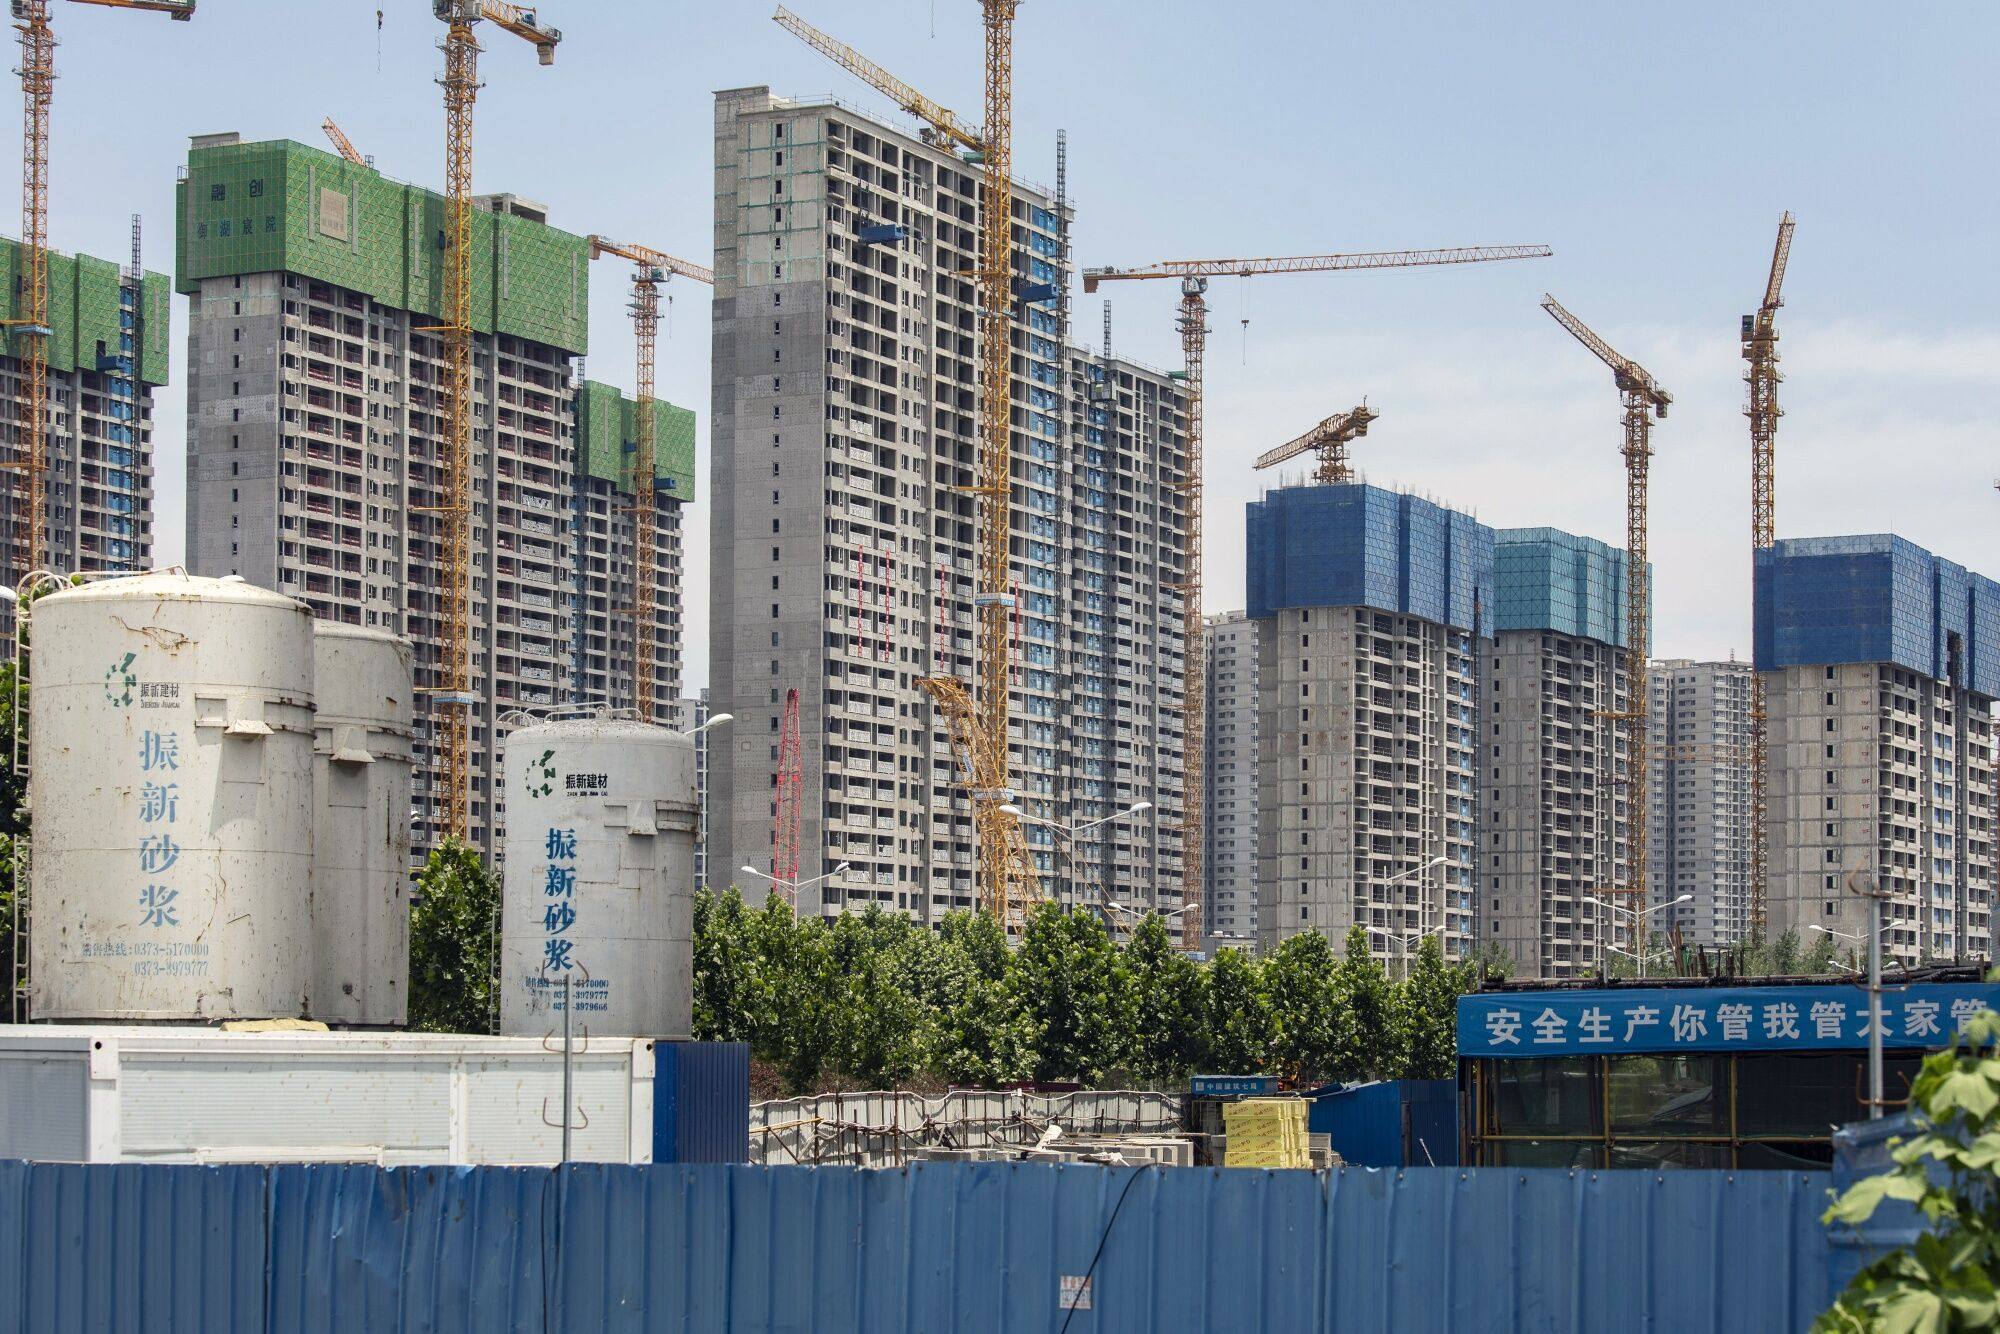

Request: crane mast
left=586, top=237, right=712, bottom=722
left=1084, top=243, right=1551, bottom=948
left=5, top=0, right=191, bottom=586
left=1541, top=294, right=1670, bottom=955
left=426, top=0, right=559, bottom=845
left=1744, top=212, right=1794, bottom=939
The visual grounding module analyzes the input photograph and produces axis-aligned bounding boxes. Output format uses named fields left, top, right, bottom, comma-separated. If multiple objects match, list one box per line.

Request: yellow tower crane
left=1255, top=403, right=1380, bottom=484
left=426, top=0, right=559, bottom=844
left=1743, top=212, right=1795, bottom=938
left=772, top=6, right=982, bottom=152
left=1084, top=244, right=1553, bottom=947
left=321, top=117, right=366, bottom=166
left=586, top=236, right=714, bottom=722
left=1540, top=294, right=1670, bottom=952
left=773, top=3, right=1041, bottom=930
left=5, top=0, right=192, bottom=585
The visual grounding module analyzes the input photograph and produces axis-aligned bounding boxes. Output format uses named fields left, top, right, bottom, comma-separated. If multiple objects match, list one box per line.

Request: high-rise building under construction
left=705, top=88, right=1190, bottom=922
left=0, top=234, right=169, bottom=586
left=1758, top=534, right=1997, bottom=966
left=1647, top=657, right=1754, bottom=947
left=1484, top=528, right=1634, bottom=978
left=1246, top=483, right=1488, bottom=962
left=178, top=133, right=691, bottom=856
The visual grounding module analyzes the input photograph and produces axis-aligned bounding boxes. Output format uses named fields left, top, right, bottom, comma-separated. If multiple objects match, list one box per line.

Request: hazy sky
left=41, top=1, right=1998, bottom=690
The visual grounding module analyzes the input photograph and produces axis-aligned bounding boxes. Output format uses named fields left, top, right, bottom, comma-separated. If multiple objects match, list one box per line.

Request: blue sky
left=39, top=0, right=1998, bottom=688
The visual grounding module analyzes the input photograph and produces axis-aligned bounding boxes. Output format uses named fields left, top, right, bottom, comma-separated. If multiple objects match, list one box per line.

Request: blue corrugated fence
left=0, top=1160, right=1854, bottom=1333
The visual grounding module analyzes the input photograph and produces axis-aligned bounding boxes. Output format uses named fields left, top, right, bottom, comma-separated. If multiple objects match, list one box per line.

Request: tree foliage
left=407, top=838, right=499, bottom=1033
left=686, top=892, right=1487, bottom=1094
left=1817, top=1004, right=2000, bottom=1333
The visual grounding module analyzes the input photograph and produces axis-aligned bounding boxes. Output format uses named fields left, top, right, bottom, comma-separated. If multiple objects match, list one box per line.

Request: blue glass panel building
left=1246, top=484, right=1491, bottom=960
left=1756, top=534, right=1997, bottom=964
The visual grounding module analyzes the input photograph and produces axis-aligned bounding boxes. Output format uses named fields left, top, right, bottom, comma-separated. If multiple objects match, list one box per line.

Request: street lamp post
left=1372, top=856, right=1449, bottom=970
left=739, top=861, right=850, bottom=913
left=682, top=711, right=732, bottom=738
left=1585, top=892, right=1692, bottom=979
left=1000, top=800, right=1151, bottom=908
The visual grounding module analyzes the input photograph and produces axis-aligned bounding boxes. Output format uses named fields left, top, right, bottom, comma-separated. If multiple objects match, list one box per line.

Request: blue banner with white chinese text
left=1457, top=984, right=2000, bottom=1058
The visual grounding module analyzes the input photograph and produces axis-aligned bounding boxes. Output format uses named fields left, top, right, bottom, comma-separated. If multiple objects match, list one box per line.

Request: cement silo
left=28, top=572, right=316, bottom=1021
left=310, top=624, right=414, bottom=1027
left=499, top=709, right=697, bottom=1038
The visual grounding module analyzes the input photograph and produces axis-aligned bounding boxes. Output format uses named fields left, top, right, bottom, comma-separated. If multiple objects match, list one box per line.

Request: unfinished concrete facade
left=1758, top=535, right=1998, bottom=966
left=706, top=89, right=1189, bottom=923
left=1484, top=529, right=1633, bottom=979
left=1647, top=658, right=1754, bottom=947
left=1205, top=610, right=1259, bottom=946
left=1248, top=484, right=1488, bottom=962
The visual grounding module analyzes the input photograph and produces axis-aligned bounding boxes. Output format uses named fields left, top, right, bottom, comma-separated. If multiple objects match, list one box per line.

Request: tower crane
left=771, top=6, right=982, bottom=153
left=1255, top=403, right=1380, bottom=484
left=772, top=2, right=1038, bottom=931
left=321, top=117, right=366, bottom=166
left=1084, top=244, right=1554, bottom=947
left=1743, top=212, right=1794, bottom=938
left=1540, top=294, right=1670, bottom=949
left=5, top=0, right=193, bottom=586
left=586, top=236, right=712, bottom=722
left=426, top=0, right=559, bottom=845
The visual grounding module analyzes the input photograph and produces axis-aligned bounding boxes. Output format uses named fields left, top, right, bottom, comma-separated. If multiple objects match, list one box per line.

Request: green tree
left=747, top=898, right=846, bottom=1093
left=1801, top=928, right=1844, bottom=977
left=1817, top=1005, right=2000, bottom=1332
left=691, top=887, right=764, bottom=1042
left=825, top=908, right=927, bottom=1086
left=1261, top=929, right=1350, bottom=1083
left=1199, top=945, right=1269, bottom=1074
left=932, top=910, right=1032, bottom=1085
left=407, top=838, right=499, bottom=1033
left=1339, top=926, right=1405, bottom=1079
left=1401, top=936, right=1476, bottom=1079
left=1121, top=914, right=1205, bottom=1083
left=1006, top=902, right=1131, bottom=1082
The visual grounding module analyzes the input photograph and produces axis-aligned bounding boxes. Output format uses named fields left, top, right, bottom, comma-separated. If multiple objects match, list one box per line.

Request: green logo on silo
left=103, top=652, right=137, bottom=707
left=529, top=748, right=556, bottom=798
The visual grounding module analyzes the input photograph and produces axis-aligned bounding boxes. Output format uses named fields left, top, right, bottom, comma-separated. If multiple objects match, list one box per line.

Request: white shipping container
left=0, top=1026, right=657, bottom=1165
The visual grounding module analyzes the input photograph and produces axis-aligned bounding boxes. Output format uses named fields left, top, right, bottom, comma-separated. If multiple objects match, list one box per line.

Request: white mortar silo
left=499, top=708, right=697, bottom=1038
left=310, top=623, right=414, bottom=1026
left=28, top=572, right=316, bottom=1020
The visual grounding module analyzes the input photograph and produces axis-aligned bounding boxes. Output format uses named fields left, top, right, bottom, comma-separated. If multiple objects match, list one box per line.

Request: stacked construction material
left=1221, top=1097, right=1310, bottom=1168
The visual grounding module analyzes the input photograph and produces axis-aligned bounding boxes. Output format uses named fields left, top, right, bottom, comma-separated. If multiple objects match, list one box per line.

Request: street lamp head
left=998, top=803, right=1023, bottom=816
left=739, top=865, right=765, bottom=879
left=831, top=862, right=851, bottom=875
left=1129, top=800, right=1153, bottom=814
left=1426, top=855, right=1449, bottom=868
left=1671, top=893, right=1694, bottom=905
left=688, top=712, right=733, bottom=737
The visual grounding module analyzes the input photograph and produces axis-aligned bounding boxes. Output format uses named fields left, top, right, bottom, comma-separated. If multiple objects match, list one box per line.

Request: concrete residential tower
left=705, top=88, right=1190, bottom=923
left=0, top=235, right=169, bottom=586
left=179, top=134, right=692, bottom=857
left=1483, top=528, right=1633, bottom=979
left=1205, top=610, right=1260, bottom=946
left=1247, top=483, right=1489, bottom=962
left=1758, top=535, right=1998, bottom=966
left=1647, top=658, right=1754, bottom=946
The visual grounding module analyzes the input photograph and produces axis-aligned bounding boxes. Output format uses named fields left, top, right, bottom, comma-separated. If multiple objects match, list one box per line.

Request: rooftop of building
left=1755, top=532, right=2000, bottom=694
left=1246, top=481, right=1492, bottom=632
left=1493, top=526, right=1635, bottom=650
left=577, top=380, right=697, bottom=503
left=175, top=133, right=590, bottom=355
left=0, top=236, right=170, bottom=387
